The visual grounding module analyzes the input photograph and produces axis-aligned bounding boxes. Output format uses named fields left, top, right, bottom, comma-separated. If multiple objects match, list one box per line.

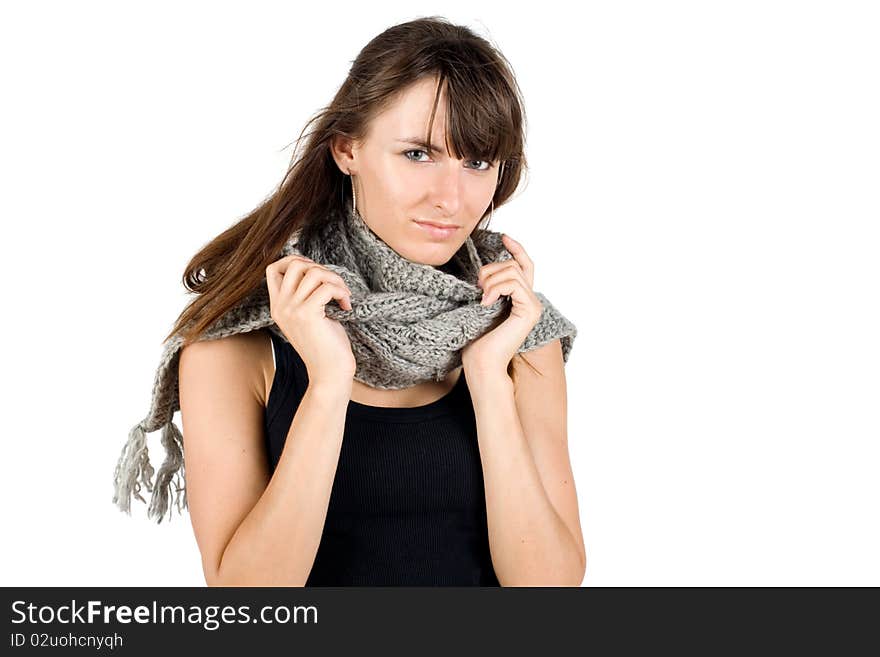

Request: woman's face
left=332, top=77, right=500, bottom=267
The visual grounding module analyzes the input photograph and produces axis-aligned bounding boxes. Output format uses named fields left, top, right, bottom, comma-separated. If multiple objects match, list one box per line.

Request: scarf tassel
left=112, top=419, right=187, bottom=524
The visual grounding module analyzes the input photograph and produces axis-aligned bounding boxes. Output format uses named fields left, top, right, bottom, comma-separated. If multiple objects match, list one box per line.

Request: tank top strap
left=265, top=330, right=309, bottom=429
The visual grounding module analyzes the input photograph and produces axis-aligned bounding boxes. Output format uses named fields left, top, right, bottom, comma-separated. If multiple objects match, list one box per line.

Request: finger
left=480, top=267, right=537, bottom=306
left=275, top=258, right=348, bottom=301
left=307, top=281, right=352, bottom=312
left=268, top=256, right=346, bottom=313
left=480, top=278, right=523, bottom=306
left=501, top=233, right=530, bottom=260
left=269, top=257, right=313, bottom=301
left=481, top=281, right=541, bottom=322
left=268, top=254, right=315, bottom=275
left=477, top=260, right=523, bottom=287
left=266, top=264, right=284, bottom=303
left=501, top=234, right=534, bottom=279
left=296, top=265, right=351, bottom=298
left=289, top=267, right=350, bottom=305
left=480, top=267, right=527, bottom=297
left=279, top=261, right=313, bottom=300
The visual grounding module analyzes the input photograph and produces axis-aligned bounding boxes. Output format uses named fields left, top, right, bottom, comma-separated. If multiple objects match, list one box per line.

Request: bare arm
left=179, top=332, right=351, bottom=587
left=465, top=340, right=586, bottom=586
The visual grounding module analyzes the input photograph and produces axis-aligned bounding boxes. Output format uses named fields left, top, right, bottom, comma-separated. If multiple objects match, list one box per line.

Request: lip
left=413, top=219, right=460, bottom=240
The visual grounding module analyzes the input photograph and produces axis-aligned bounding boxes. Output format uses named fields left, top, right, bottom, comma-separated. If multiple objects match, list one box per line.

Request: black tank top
left=263, top=330, right=500, bottom=586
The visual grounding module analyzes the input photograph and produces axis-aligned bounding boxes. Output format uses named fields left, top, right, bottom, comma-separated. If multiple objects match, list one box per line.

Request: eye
left=468, top=159, right=491, bottom=171
left=403, top=149, right=431, bottom=162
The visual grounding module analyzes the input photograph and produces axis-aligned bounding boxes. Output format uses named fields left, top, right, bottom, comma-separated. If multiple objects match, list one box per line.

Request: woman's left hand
left=461, top=233, right=543, bottom=375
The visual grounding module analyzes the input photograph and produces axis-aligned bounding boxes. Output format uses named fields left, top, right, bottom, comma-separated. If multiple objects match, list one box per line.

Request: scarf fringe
left=112, top=418, right=187, bottom=524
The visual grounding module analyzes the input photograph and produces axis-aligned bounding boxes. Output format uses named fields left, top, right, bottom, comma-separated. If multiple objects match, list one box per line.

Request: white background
left=1, top=0, right=877, bottom=586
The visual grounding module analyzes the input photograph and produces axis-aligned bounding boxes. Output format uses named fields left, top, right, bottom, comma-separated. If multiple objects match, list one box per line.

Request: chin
left=398, top=241, right=460, bottom=267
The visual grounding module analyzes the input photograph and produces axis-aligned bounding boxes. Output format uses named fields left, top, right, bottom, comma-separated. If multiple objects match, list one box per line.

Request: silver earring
left=349, top=172, right=358, bottom=216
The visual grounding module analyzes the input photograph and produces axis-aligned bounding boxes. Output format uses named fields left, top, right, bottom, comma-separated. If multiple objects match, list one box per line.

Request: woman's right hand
left=266, top=255, right=356, bottom=386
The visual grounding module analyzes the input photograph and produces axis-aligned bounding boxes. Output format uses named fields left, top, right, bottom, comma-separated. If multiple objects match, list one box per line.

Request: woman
left=112, top=16, right=584, bottom=586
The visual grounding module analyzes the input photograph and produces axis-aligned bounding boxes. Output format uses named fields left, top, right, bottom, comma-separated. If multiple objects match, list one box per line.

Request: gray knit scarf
left=112, top=203, right=577, bottom=522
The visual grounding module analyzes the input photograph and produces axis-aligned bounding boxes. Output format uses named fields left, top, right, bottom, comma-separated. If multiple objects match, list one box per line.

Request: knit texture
left=112, top=204, right=578, bottom=522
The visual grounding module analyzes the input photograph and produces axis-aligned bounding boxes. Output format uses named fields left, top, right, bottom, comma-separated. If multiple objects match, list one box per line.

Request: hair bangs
left=423, top=66, right=524, bottom=166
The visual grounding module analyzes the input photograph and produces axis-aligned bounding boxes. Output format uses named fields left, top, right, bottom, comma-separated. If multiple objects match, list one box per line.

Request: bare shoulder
left=179, top=329, right=273, bottom=407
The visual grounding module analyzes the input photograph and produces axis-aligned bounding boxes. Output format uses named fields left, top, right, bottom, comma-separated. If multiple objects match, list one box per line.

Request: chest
left=259, top=329, right=464, bottom=408
left=348, top=368, right=463, bottom=407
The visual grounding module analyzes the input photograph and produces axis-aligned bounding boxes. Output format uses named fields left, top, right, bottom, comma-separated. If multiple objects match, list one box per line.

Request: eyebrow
left=397, top=137, right=448, bottom=155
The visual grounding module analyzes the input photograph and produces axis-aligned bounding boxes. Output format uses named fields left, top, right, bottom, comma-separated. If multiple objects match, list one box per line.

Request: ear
left=330, top=134, right=359, bottom=175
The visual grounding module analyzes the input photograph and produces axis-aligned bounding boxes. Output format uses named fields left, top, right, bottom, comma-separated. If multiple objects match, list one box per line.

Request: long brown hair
left=165, top=16, right=539, bottom=377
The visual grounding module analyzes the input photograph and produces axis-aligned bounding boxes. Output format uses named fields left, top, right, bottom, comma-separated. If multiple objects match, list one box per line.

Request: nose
left=429, top=161, right=462, bottom=217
